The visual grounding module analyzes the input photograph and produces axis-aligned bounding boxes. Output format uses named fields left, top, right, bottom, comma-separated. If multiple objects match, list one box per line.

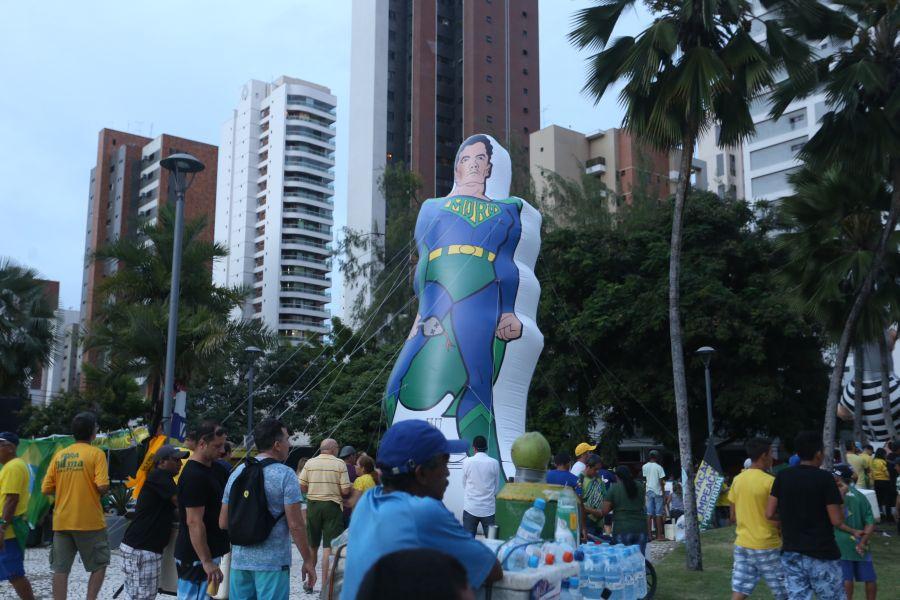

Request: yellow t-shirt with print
left=42, top=442, right=109, bottom=531
left=727, top=468, right=781, bottom=550
left=871, top=458, right=889, bottom=481
left=0, top=458, right=31, bottom=540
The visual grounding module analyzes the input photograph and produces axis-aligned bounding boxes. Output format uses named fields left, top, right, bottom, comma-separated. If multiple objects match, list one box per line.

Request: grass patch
left=653, top=523, right=899, bottom=599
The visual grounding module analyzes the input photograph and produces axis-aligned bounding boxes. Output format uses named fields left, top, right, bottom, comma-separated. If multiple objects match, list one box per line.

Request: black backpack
left=227, top=457, right=283, bottom=546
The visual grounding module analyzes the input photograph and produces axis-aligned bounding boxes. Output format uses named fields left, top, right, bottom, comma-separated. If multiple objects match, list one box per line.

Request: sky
left=0, top=0, right=650, bottom=314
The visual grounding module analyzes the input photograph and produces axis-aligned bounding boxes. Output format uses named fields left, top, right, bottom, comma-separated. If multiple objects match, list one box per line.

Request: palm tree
left=777, top=167, right=900, bottom=444
left=569, top=0, right=777, bottom=570
left=84, top=206, right=271, bottom=429
left=0, top=259, right=56, bottom=397
left=764, top=0, right=900, bottom=465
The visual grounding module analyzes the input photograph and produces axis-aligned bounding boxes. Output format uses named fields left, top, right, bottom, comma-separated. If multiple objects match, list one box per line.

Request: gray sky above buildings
left=0, top=0, right=649, bottom=311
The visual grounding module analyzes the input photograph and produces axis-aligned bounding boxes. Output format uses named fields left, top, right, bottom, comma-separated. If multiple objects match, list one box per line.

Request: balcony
left=286, top=113, right=336, bottom=131
left=585, top=156, right=607, bottom=175
left=283, top=191, right=334, bottom=205
left=286, top=95, right=337, bottom=117
left=283, top=204, right=333, bottom=221
left=285, top=176, right=334, bottom=191
left=285, top=143, right=335, bottom=160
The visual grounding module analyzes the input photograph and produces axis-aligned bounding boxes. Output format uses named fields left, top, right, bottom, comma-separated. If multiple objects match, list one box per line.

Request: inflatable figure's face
left=454, top=141, right=492, bottom=190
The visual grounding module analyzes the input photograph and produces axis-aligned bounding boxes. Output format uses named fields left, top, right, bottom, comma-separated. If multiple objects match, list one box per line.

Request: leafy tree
left=338, top=164, right=422, bottom=344
left=0, top=259, right=56, bottom=399
left=569, top=0, right=779, bottom=569
left=84, top=205, right=270, bottom=430
left=763, top=0, right=900, bottom=464
left=532, top=191, right=829, bottom=458
left=777, top=167, right=900, bottom=441
left=17, top=369, right=148, bottom=438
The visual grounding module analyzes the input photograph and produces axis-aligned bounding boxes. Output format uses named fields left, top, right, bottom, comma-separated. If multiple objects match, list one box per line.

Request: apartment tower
left=346, top=0, right=540, bottom=316
left=79, top=129, right=218, bottom=368
left=214, top=77, right=336, bottom=342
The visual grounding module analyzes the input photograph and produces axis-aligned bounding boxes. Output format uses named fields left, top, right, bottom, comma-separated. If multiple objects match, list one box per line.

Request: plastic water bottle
left=632, top=546, right=648, bottom=599
left=604, top=549, right=624, bottom=599
left=564, top=576, right=583, bottom=599
left=516, top=498, right=547, bottom=542
left=556, top=487, right=580, bottom=548
left=581, top=545, right=605, bottom=599
left=621, top=546, right=637, bottom=600
left=504, top=498, right=547, bottom=571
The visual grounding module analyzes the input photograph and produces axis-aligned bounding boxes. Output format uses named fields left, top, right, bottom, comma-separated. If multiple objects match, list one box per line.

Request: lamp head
left=160, top=153, right=205, bottom=174
left=696, top=346, right=716, bottom=368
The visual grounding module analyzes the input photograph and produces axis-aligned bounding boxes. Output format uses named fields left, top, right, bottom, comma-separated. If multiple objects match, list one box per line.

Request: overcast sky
left=0, top=0, right=649, bottom=314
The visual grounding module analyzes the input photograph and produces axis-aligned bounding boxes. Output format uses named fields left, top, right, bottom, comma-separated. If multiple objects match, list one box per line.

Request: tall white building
left=214, top=77, right=336, bottom=342
left=30, top=309, right=81, bottom=406
left=739, top=1, right=839, bottom=203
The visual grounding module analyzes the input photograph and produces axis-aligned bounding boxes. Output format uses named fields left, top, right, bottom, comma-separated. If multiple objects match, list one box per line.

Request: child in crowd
left=832, top=464, right=876, bottom=600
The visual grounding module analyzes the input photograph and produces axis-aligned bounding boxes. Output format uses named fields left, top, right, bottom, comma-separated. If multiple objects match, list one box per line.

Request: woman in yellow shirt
left=871, top=448, right=892, bottom=521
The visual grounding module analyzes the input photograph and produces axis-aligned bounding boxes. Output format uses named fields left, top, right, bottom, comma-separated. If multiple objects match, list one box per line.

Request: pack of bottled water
left=575, top=542, right=647, bottom=599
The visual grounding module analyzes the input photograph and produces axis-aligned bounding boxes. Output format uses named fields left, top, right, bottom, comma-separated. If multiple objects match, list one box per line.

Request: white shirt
left=642, top=461, right=666, bottom=495
left=570, top=461, right=586, bottom=477
left=461, top=452, right=500, bottom=517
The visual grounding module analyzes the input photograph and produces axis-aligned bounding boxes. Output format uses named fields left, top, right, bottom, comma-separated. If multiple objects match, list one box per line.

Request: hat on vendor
left=376, top=420, right=469, bottom=475
left=574, top=442, right=596, bottom=457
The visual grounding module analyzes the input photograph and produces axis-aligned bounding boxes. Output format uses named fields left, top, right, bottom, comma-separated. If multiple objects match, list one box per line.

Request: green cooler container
left=495, top=482, right=567, bottom=540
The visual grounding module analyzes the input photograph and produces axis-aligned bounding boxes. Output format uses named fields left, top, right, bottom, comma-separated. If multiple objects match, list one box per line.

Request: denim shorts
left=841, top=559, right=876, bottom=583
left=645, top=491, right=665, bottom=516
left=0, top=542, right=25, bottom=581
left=781, top=552, right=843, bottom=600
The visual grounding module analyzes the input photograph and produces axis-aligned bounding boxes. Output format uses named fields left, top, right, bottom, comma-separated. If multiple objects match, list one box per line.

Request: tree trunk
left=853, top=345, right=866, bottom=444
left=877, top=328, right=898, bottom=441
left=822, top=162, right=900, bottom=468
left=669, top=137, right=702, bottom=571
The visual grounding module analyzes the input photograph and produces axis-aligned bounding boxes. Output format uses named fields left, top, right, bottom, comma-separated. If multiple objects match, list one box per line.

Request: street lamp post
left=159, top=153, right=205, bottom=437
left=696, top=346, right=716, bottom=440
left=245, top=346, right=263, bottom=445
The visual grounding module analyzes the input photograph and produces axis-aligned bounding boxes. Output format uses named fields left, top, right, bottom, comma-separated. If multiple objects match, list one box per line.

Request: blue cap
left=574, top=550, right=585, bottom=562
left=0, top=432, right=19, bottom=446
left=376, top=420, right=470, bottom=474
left=528, top=555, right=539, bottom=568
left=533, top=498, right=546, bottom=509
left=788, top=454, right=801, bottom=466
left=569, top=577, right=579, bottom=588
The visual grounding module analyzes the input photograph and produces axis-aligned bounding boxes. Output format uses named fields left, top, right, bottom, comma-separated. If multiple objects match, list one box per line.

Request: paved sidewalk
left=3, top=545, right=323, bottom=599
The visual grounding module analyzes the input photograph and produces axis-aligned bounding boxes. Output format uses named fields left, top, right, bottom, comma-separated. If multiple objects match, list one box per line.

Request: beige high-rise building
left=530, top=125, right=706, bottom=215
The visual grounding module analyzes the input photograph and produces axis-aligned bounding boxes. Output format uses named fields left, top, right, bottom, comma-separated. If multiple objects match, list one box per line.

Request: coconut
left=510, top=431, right=551, bottom=470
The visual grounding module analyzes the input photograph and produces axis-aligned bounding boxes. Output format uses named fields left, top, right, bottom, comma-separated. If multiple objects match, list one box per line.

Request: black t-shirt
left=771, top=464, right=842, bottom=560
left=175, top=460, right=230, bottom=563
left=123, top=468, right=177, bottom=554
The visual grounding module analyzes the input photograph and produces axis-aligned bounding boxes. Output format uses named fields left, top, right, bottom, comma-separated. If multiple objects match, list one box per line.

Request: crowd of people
left=727, top=432, right=900, bottom=600
left=0, top=412, right=898, bottom=599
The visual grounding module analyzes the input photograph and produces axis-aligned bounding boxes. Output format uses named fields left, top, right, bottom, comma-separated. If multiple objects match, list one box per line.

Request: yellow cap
left=574, top=442, right=597, bottom=457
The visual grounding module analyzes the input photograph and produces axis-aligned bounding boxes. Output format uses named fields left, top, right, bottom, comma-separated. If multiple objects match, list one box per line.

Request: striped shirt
left=299, top=454, right=351, bottom=505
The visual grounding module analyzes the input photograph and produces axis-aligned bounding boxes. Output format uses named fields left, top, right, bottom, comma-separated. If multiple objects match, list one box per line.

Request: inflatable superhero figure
left=384, top=134, right=543, bottom=482
left=839, top=327, right=900, bottom=441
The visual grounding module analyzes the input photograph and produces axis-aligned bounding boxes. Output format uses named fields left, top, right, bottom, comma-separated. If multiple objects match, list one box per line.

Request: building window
left=486, top=55, right=493, bottom=64
left=522, top=67, right=528, bottom=75
left=486, top=95, right=493, bottom=103
left=522, top=49, right=528, bottom=56
left=389, top=30, right=396, bottom=41
left=389, top=9, right=396, bottom=20
left=389, top=50, right=395, bottom=61
left=486, top=15, right=492, bottom=23
left=523, top=88, right=528, bottom=95
left=729, top=154, right=736, bottom=176
left=523, top=127, right=529, bottom=134
left=523, top=107, right=529, bottom=114
left=523, top=29, right=528, bottom=37
left=485, top=74, right=493, bottom=83
left=522, top=10, right=527, bottom=17
left=486, top=115, right=494, bottom=124
left=716, top=153, right=724, bottom=177
left=485, top=35, right=493, bottom=43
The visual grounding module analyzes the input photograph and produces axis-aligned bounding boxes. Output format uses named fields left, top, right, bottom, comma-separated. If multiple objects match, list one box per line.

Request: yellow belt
left=428, top=245, right=496, bottom=262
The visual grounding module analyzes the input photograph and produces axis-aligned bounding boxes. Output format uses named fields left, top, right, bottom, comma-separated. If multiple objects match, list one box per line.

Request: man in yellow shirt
left=728, top=438, right=787, bottom=600
left=42, top=412, right=110, bottom=600
left=0, top=432, right=34, bottom=600
left=844, top=442, right=872, bottom=489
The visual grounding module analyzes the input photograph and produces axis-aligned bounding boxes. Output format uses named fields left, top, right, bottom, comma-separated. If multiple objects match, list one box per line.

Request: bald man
left=298, top=439, right=352, bottom=592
